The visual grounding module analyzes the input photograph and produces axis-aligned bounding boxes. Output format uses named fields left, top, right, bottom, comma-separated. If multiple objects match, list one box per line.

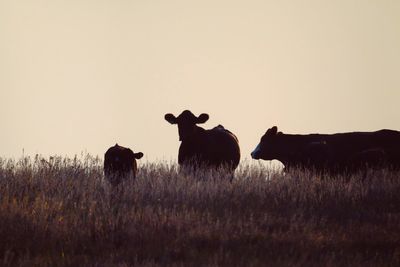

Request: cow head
left=165, top=110, right=209, bottom=141
left=113, top=144, right=144, bottom=160
left=251, top=126, right=282, bottom=160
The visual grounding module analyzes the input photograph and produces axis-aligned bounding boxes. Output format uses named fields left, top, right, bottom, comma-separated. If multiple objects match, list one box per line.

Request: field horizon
left=0, top=154, right=399, bottom=266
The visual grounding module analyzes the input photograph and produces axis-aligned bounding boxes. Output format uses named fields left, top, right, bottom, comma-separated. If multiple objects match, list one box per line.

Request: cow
left=251, top=126, right=400, bottom=174
left=164, top=110, right=241, bottom=175
left=104, top=144, right=144, bottom=186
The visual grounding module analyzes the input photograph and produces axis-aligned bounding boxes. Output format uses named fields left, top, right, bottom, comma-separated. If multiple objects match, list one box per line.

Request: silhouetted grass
left=0, top=155, right=399, bottom=266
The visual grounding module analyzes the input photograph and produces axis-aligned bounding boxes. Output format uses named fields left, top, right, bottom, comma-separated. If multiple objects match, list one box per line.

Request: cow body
left=251, top=126, right=400, bottom=173
left=165, top=110, right=240, bottom=172
left=104, top=144, right=143, bottom=186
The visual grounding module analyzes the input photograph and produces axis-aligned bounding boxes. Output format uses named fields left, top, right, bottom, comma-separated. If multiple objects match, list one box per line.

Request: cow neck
left=275, top=134, right=305, bottom=165
left=181, top=125, right=206, bottom=143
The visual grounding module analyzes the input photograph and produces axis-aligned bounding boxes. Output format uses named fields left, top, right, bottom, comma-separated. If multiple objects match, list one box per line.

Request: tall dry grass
left=0, top=155, right=399, bottom=266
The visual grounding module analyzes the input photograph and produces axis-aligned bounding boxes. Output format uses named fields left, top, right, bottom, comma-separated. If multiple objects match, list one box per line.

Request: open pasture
left=0, top=155, right=399, bottom=266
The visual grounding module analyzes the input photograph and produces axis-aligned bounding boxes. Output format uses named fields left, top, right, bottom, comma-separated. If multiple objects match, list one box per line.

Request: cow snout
left=251, top=151, right=259, bottom=159
left=251, top=144, right=262, bottom=159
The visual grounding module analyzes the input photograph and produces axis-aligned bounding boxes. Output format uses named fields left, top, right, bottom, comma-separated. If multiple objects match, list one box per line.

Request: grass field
left=0, top=155, right=399, bottom=266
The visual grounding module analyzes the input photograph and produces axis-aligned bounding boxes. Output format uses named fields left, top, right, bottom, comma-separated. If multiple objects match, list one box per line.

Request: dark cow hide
left=251, top=126, right=400, bottom=173
left=165, top=110, right=241, bottom=172
left=104, top=144, right=143, bottom=186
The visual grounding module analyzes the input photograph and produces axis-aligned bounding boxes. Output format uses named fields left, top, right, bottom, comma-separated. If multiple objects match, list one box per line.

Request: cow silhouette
left=165, top=110, right=240, bottom=174
left=104, top=144, right=143, bottom=186
left=251, top=126, right=400, bottom=173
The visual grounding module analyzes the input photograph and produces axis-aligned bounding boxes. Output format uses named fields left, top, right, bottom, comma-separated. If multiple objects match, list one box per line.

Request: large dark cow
left=165, top=110, right=241, bottom=173
left=251, top=126, right=400, bottom=173
left=104, top=144, right=143, bottom=186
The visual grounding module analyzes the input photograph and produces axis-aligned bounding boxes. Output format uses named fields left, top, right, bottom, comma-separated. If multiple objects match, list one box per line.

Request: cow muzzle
left=251, top=145, right=262, bottom=159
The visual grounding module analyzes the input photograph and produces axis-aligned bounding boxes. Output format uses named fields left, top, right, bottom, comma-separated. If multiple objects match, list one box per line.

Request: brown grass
left=0, top=155, right=400, bottom=266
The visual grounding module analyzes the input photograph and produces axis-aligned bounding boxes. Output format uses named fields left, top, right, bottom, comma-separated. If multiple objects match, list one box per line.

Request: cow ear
left=267, top=126, right=278, bottom=135
left=164, top=113, right=177, bottom=124
left=196, top=113, right=209, bottom=124
left=134, top=152, right=144, bottom=159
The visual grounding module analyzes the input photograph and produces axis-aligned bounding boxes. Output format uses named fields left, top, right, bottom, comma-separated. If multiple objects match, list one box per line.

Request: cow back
left=104, top=145, right=138, bottom=186
left=178, top=126, right=240, bottom=170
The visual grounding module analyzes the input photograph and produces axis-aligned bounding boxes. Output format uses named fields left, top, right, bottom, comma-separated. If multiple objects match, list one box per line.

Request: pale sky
left=1, top=0, right=399, bottom=162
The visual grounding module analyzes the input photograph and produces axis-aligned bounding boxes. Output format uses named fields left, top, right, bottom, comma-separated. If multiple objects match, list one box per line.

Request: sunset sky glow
left=1, top=0, right=399, bottom=162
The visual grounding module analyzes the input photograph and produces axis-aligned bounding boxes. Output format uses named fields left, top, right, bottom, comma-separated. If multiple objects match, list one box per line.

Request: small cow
left=165, top=110, right=241, bottom=173
left=251, top=126, right=400, bottom=173
left=104, top=144, right=143, bottom=186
